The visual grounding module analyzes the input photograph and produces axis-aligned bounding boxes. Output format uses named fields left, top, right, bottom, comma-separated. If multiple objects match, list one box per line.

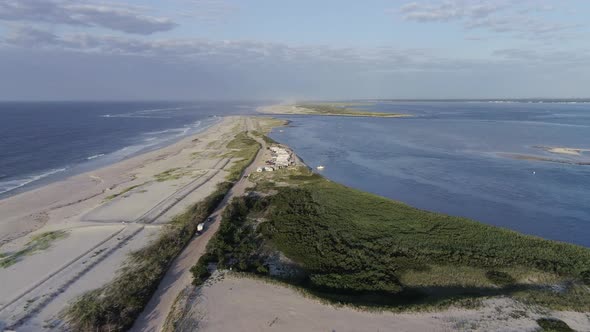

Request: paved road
left=130, top=118, right=267, bottom=332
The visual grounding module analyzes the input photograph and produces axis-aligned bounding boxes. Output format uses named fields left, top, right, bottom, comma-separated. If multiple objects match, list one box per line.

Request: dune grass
left=105, top=183, right=145, bottom=200
left=251, top=130, right=279, bottom=145
left=536, top=318, right=574, bottom=331
left=224, top=131, right=260, bottom=182
left=154, top=168, right=195, bottom=182
left=0, top=231, right=68, bottom=268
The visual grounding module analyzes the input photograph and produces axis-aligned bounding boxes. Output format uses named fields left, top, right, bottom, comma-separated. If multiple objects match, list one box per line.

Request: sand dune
left=178, top=274, right=590, bottom=332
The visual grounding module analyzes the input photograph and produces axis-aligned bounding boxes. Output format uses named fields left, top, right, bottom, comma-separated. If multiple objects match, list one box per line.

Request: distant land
left=294, top=98, right=590, bottom=103
left=259, top=103, right=411, bottom=118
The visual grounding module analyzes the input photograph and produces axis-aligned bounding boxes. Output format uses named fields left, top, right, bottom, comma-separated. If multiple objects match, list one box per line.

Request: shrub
left=536, top=318, right=574, bottom=332
left=190, top=256, right=211, bottom=286
left=485, top=270, right=515, bottom=286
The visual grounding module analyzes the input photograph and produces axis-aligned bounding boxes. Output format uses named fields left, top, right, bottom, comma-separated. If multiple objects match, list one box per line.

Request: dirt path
left=130, top=118, right=268, bottom=332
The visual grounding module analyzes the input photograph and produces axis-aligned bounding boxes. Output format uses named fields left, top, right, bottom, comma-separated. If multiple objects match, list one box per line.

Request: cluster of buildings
left=257, top=145, right=295, bottom=172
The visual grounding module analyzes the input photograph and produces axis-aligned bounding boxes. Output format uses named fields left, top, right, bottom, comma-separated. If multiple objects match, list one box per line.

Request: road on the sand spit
left=130, top=118, right=266, bottom=332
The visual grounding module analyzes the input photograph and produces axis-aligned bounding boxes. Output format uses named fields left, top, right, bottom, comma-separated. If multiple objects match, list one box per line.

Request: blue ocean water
left=0, top=101, right=259, bottom=197
left=270, top=102, right=590, bottom=246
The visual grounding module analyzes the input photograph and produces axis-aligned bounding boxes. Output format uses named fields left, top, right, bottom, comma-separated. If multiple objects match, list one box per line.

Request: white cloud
left=0, top=0, right=176, bottom=35
left=2, top=26, right=442, bottom=70
left=399, top=0, right=504, bottom=22
left=397, top=0, right=582, bottom=40
left=6, top=25, right=587, bottom=76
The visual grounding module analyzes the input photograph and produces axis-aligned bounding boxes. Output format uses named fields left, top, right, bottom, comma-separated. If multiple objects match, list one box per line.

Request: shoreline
left=0, top=116, right=222, bottom=200
left=0, top=116, right=287, bottom=331
left=0, top=117, right=227, bottom=245
left=0, top=116, right=259, bottom=330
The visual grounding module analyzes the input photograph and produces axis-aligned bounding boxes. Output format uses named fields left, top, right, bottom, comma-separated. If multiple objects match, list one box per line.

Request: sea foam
left=0, top=168, right=67, bottom=195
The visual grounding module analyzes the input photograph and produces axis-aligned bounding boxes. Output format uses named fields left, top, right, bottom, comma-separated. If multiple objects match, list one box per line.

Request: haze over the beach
left=1, top=0, right=590, bottom=101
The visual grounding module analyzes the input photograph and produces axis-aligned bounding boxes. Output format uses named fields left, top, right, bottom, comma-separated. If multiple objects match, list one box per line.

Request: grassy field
left=192, top=163, right=590, bottom=311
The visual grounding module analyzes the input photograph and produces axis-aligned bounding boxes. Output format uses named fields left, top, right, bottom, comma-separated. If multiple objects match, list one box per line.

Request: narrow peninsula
left=259, top=103, right=411, bottom=118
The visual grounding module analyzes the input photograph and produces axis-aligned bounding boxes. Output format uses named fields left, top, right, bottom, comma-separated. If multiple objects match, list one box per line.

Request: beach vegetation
left=105, top=183, right=145, bottom=200
left=191, top=168, right=590, bottom=311
left=63, top=181, right=233, bottom=332
left=485, top=270, right=516, bottom=286
left=262, top=135, right=278, bottom=145
left=536, top=318, right=574, bottom=331
left=191, top=255, right=212, bottom=286
left=250, top=117, right=288, bottom=133
left=154, top=168, right=192, bottom=182
left=251, top=130, right=279, bottom=144
left=191, top=151, right=203, bottom=159
left=0, top=231, right=68, bottom=268
left=513, top=283, right=590, bottom=311
left=224, top=131, right=260, bottom=182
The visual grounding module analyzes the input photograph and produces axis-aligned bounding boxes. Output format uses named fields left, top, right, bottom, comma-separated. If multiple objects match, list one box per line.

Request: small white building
left=256, top=167, right=263, bottom=172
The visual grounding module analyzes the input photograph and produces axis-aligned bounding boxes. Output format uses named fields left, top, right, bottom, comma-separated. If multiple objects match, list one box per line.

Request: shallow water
left=270, top=102, right=590, bottom=246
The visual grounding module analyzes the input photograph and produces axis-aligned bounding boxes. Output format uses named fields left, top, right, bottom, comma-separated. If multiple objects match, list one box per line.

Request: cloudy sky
left=1, top=0, right=589, bottom=100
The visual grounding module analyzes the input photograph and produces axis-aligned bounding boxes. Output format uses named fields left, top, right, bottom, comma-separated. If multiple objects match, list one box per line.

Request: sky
left=0, top=0, right=589, bottom=100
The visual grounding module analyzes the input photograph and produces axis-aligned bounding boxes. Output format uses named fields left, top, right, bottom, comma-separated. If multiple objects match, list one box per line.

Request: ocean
left=269, top=101, right=590, bottom=247
left=0, top=101, right=260, bottom=198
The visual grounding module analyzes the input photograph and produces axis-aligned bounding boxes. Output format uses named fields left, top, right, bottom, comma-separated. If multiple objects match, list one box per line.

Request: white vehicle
left=197, top=223, right=205, bottom=233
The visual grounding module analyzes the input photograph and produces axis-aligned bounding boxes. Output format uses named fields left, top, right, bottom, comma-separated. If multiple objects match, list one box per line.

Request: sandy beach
left=176, top=273, right=590, bottom=332
left=535, top=145, right=590, bottom=157
left=0, top=116, right=259, bottom=330
left=258, top=104, right=319, bottom=115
